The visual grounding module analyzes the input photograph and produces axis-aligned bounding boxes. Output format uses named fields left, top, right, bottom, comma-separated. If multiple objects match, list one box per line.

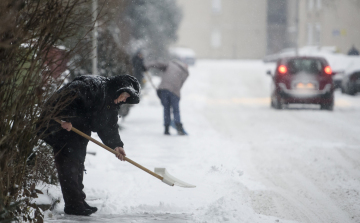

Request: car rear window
left=287, top=59, right=323, bottom=75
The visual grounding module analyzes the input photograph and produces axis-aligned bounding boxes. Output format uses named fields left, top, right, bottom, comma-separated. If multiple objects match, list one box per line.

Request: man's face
left=114, top=92, right=130, bottom=104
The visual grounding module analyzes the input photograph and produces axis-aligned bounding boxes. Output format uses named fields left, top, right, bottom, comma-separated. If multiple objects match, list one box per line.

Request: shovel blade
left=154, top=168, right=196, bottom=188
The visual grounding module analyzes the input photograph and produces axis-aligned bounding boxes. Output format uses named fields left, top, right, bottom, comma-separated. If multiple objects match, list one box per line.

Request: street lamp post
left=92, top=0, right=98, bottom=75
left=295, top=0, right=299, bottom=56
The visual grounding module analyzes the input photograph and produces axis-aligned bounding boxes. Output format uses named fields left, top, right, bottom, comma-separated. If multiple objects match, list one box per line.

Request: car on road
left=341, top=70, right=360, bottom=95
left=332, top=71, right=345, bottom=89
left=169, top=47, right=196, bottom=66
left=267, top=56, right=335, bottom=110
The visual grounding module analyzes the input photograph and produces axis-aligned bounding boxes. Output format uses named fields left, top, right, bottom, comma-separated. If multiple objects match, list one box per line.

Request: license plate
left=296, top=83, right=315, bottom=89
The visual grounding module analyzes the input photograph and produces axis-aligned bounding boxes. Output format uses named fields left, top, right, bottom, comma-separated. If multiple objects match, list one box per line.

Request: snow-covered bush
left=0, top=0, right=94, bottom=221
left=125, top=0, right=182, bottom=60
left=68, top=0, right=182, bottom=79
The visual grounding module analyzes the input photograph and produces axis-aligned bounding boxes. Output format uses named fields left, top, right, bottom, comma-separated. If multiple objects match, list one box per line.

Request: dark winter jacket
left=132, top=54, right=147, bottom=84
left=38, top=75, right=140, bottom=161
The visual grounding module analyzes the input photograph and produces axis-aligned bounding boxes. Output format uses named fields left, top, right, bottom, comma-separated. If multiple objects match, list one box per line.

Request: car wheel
left=273, top=97, right=282, bottom=110
left=341, top=86, right=345, bottom=93
left=344, top=82, right=355, bottom=95
left=348, top=84, right=356, bottom=95
left=320, top=98, right=334, bottom=111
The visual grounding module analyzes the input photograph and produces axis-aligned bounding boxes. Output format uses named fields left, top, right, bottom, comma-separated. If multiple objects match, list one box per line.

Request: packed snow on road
left=40, top=60, right=360, bottom=223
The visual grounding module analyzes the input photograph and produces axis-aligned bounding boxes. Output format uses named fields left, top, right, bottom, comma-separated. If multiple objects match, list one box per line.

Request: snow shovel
left=144, top=71, right=158, bottom=91
left=54, top=119, right=195, bottom=188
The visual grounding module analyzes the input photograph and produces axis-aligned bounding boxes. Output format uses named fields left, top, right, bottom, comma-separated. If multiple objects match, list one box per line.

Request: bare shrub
left=67, top=0, right=134, bottom=79
left=0, top=0, right=95, bottom=221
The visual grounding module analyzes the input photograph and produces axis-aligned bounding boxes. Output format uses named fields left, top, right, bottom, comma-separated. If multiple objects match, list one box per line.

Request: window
left=211, top=29, right=222, bottom=48
left=307, top=23, right=313, bottom=45
left=308, top=0, right=314, bottom=11
left=212, top=0, right=222, bottom=14
left=314, top=23, right=321, bottom=45
left=316, top=0, right=322, bottom=10
left=288, top=59, right=323, bottom=75
left=307, top=23, right=321, bottom=46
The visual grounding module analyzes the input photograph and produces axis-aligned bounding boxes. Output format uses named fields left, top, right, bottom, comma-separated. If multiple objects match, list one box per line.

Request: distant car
left=169, top=47, right=196, bottom=66
left=267, top=56, right=335, bottom=110
left=341, top=70, right=360, bottom=95
left=263, top=46, right=338, bottom=63
left=332, top=71, right=345, bottom=89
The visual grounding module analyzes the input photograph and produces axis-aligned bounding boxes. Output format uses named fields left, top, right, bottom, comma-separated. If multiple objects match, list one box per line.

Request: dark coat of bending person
left=38, top=74, right=140, bottom=216
left=132, top=51, right=147, bottom=87
left=147, top=60, right=189, bottom=135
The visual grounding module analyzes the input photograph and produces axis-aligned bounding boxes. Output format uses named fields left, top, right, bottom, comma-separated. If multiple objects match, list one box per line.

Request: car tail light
left=278, top=65, right=287, bottom=74
left=324, top=66, right=332, bottom=75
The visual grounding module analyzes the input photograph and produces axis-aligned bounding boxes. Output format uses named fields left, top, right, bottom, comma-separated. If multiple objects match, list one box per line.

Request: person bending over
left=38, top=74, right=140, bottom=216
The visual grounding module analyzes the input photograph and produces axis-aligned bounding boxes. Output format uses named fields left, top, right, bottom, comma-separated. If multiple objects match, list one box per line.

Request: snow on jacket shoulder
left=148, top=60, right=189, bottom=98
left=39, top=74, right=140, bottom=160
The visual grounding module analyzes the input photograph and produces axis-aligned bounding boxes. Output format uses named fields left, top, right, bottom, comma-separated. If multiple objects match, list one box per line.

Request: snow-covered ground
left=43, top=60, right=360, bottom=223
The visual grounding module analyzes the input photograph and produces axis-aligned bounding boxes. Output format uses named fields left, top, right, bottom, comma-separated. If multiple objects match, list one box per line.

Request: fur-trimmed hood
left=106, top=75, right=141, bottom=104
left=38, top=74, right=141, bottom=162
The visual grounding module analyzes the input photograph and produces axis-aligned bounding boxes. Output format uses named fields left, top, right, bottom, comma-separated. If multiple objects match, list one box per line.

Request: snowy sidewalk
left=44, top=60, right=294, bottom=223
left=44, top=60, right=360, bottom=223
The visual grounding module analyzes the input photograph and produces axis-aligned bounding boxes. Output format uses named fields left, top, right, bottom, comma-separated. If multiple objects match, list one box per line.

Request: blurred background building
left=298, top=0, right=360, bottom=54
left=267, top=0, right=290, bottom=55
left=174, top=0, right=360, bottom=59
left=174, top=0, right=267, bottom=59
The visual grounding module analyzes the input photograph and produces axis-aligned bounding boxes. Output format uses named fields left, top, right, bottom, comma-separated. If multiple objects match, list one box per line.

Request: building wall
left=267, top=0, right=288, bottom=55
left=286, top=0, right=298, bottom=50
left=175, top=0, right=267, bottom=59
left=298, top=0, right=360, bottom=53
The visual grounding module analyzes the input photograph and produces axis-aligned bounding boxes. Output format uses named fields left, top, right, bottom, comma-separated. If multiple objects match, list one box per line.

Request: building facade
left=267, top=0, right=289, bottom=55
left=175, top=0, right=360, bottom=59
left=298, top=0, right=360, bottom=54
left=175, top=0, right=267, bottom=59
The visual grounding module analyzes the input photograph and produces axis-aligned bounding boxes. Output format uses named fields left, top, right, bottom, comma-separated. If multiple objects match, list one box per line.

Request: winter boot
left=84, top=201, right=98, bottom=213
left=64, top=204, right=93, bottom=216
left=175, top=123, right=186, bottom=135
left=164, top=125, right=170, bottom=135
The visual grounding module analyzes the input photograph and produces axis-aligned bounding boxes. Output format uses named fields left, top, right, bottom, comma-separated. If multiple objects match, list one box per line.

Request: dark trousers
left=53, top=135, right=89, bottom=208
left=159, top=89, right=181, bottom=126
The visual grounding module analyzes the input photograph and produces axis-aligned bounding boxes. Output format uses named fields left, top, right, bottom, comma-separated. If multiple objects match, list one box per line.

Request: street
left=45, top=60, right=360, bottom=223
left=197, top=60, right=360, bottom=222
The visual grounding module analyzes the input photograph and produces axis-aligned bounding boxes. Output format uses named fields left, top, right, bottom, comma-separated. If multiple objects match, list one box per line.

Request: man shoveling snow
left=37, top=74, right=140, bottom=216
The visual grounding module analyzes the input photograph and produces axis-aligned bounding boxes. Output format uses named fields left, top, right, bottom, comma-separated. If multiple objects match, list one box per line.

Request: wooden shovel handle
left=54, top=119, right=163, bottom=181
left=144, top=71, right=158, bottom=90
